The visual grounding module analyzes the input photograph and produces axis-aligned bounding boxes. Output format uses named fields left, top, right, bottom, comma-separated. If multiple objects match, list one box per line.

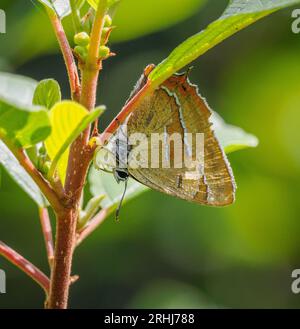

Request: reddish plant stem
left=47, top=209, right=76, bottom=309
left=0, top=241, right=50, bottom=294
left=47, top=9, right=81, bottom=102
left=76, top=208, right=111, bottom=246
left=47, top=140, right=94, bottom=309
left=38, top=208, right=54, bottom=268
left=47, top=1, right=108, bottom=309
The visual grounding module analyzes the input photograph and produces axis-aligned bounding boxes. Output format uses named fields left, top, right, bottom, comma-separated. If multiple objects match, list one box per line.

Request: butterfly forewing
left=125, top=72, right=236, bottom=206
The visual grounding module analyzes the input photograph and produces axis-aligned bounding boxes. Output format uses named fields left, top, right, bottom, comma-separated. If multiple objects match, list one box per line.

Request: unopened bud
left=104, top=15, right=112, bottom=27
left=98, top=46, right=110, bottom=58
left=74, top=46, right=88, bottom=60
left=74, top=32, right=90, bottom=46
left=42, top=161, right=51, bottom=175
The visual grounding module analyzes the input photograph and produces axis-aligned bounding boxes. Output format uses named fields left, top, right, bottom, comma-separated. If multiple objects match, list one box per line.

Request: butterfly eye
left=113, top=169, right=129, bottom=183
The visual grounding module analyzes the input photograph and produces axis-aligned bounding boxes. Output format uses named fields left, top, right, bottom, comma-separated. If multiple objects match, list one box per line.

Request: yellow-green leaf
left=45, top=101, right=90, bottom=184
left=47, top=105, right=104, bottom=181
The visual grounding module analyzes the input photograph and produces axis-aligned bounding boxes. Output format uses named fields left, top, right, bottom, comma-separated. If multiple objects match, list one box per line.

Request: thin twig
left=47, top=8, right=81, bottom=102
left=76, top=208, right=111, bottom=246
left=2, top=137, right=64, bottom=213
left=38, top=208, right=54, bottom=268
left=0, top=241, right=50, bottom=294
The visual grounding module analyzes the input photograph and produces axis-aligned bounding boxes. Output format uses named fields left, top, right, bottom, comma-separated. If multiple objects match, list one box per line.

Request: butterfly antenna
left=115, top=179, right=128, bottom=222
left=184, top=66, right=194, bottom=80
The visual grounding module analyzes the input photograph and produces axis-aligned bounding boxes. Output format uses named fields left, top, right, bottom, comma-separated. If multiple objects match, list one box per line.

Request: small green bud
left=104, top=15, right=112, bottom=27
left=98, top=46, right=110, bottom=58
left=74, top=45, right=88, bottom=60
left=74, top=32, right=90, bottom=46
left=42, top=161, right=51, bottom=175
left=39, top=145, right=47, bottom=156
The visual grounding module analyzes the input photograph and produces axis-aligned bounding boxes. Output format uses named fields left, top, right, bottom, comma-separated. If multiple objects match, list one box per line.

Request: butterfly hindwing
left=125, top=72, right=236, bottom=206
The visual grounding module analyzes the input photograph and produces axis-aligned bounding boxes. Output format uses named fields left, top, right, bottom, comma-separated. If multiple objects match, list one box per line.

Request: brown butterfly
left=96, top=65, right=236, bottom=218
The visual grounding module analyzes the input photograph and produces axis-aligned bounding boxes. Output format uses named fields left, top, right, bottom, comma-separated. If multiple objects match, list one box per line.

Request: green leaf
left=0, top=98, right=51, bottom=148
left=45, top=101, right=103, bottom=183
left=88, top=0, right=207, bottom=43
left=47, top=106, right=104, bottom=180
left=211, top=112, right=259, bottom=154
left=0, top=72, right=37, bottom=106
left=89, top=167, right=148, bottom=210
left=37, top=0, right=71, bottom=19
left=0, top=141, right=48, bottom=207
left=0, top=72, right=49, bottom=206
left=33, top=79, right=61, bottom=110
left=149, top=0, right=300, bottom=86
left=0, top=72, right=51, bottom=147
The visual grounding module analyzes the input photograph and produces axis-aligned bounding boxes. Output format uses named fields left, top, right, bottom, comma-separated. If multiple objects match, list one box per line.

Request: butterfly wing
left=126, top=73, right=236, bottom=206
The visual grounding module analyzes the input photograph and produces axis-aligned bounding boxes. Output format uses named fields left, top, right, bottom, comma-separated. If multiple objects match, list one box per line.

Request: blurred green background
left=1, top=0, right=300, bottom=309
